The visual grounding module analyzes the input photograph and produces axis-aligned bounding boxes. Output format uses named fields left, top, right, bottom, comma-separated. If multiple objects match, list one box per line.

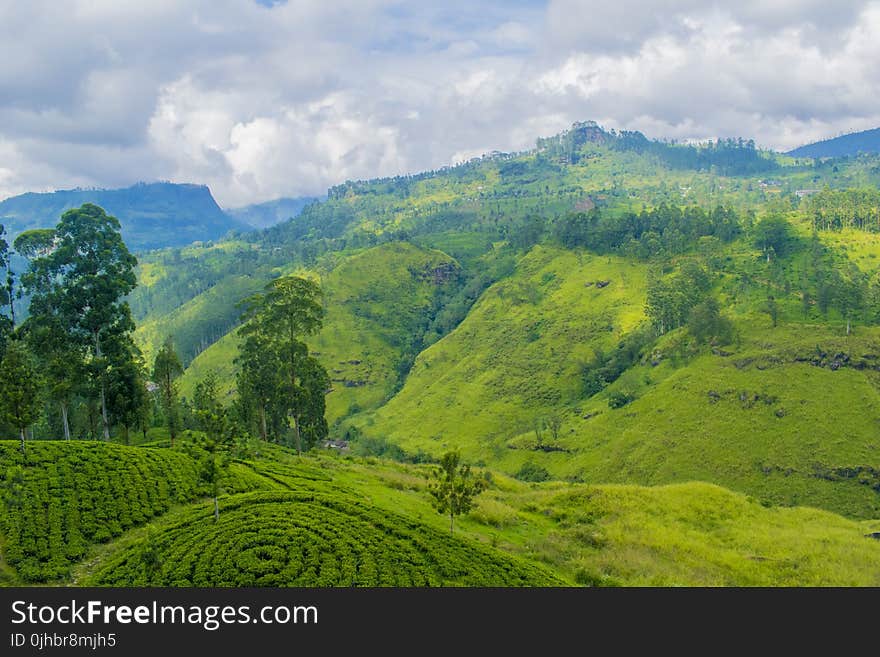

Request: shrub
left=608, top=390, right=636, bottom=409
left=515, top=461, right=551, bottom=482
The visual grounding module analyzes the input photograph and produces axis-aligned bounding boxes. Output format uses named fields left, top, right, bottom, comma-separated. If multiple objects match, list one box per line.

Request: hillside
left=356, top=245, right=647, bottom=455
left=4, top=121, right=880, bottom=588
left=787, top=127, right=880, bottom=159
left=0, top=182, right=246, bottom=251
left=178, top=242, right=459, bottom=422
left=1, top=441, right=877, bottom=587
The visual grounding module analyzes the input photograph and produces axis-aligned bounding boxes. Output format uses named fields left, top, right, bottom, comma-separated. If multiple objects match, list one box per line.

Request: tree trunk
left=61, top=401, right=70, bottom=441
left=847, top=318, right=851, bottom=335
left=94, top=331, right=110, bottom=441
left=100, top=385, right=110, bottom=441
left=123, top=424, right=130, bottom=446
left=449, top=512, right=454, bottom=534
left=260, top=406, right=267, bottom=441
left=213, top=496, right=219, bottom=522
left=164, top=385, right=176, bottom=447
left=293, top=415, right=302, bottom=455
left=19, top=426, right=26, bottom=456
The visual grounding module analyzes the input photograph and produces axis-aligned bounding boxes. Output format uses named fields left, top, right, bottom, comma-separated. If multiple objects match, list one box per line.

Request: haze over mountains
left=0, top=183, right=316, bottom=252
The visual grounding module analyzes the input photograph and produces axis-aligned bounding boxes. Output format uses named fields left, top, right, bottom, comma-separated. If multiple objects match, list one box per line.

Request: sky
left=1, top=0, right=879, bottom=207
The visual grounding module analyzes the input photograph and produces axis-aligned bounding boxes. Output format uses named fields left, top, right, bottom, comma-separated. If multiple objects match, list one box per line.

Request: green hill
left=349, top=236, right=880, bottom=518
left=179, top=242, right=459, bottom=422
left=355, top=245, right=647, bottom=455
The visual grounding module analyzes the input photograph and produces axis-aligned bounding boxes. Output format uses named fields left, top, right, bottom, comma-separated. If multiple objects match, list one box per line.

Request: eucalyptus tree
left=238, top=275, right=328, bottom=453
left=0, top=225, right=13, bottom=349
left=20, top=204, right=138, bottom=441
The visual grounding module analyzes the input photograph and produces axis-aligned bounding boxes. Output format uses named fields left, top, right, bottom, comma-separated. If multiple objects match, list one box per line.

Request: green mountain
left=0, top=182, right=247, bottom=251
left=787, top=127, right=880, bottom=159
left=4, top=121, right=880, bottom=588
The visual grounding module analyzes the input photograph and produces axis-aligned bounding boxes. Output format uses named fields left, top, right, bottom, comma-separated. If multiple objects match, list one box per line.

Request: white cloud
left=1, top=1, right=880, bottom=205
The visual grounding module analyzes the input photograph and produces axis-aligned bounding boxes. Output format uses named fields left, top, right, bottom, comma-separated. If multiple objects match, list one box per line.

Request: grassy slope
left=547, top=324, right=880, bottom=518
left=355, top=245, right=647, bottom=458
left=66, top=448, right=880, bottom=587
left=179, top=242, right=457, bottom=423
left=349, top=227, right=880, bottom=518
left=135, top=274, right=265, bottom=367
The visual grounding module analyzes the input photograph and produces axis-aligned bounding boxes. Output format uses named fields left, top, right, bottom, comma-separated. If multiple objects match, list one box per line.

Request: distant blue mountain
left=225, top=196, right=321, bottom=229
left=787, top=127, right=880, bottom=159
left=0, top=182, right=248, bottom=252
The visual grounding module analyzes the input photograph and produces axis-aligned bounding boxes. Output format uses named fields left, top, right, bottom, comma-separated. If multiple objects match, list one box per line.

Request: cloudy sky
left=1, top=0, right=879, bottom=207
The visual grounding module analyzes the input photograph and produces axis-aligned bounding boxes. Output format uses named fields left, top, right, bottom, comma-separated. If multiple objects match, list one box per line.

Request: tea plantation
left=0, top=441, right=200, bottom=582
left=85, top=491, right=563, bottom=586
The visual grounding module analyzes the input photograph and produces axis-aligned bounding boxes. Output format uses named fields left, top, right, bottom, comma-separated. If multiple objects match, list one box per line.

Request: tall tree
left=0, top=340, right=42, bottom=454
left=22, top=204, right=137, bottom=441
left=235, top=333, right=283, bottom=441
left=23, top=314, right=82, bottom=440
left=152, top=337, right=183, bottom=446
left=427, top=451, right=486, bottom=533
left=238, top=276, right=328, bottom=453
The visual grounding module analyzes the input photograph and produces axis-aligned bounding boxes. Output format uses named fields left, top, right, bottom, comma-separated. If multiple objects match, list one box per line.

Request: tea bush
left=0, top=441, right=200, bottom=582
left=86, top=491, right=563, bottom=586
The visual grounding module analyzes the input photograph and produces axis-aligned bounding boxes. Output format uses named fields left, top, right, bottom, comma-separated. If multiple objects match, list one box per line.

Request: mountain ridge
left=0, top=181, right=248, bottom=251
left=787, top=126, right=880, bottom=159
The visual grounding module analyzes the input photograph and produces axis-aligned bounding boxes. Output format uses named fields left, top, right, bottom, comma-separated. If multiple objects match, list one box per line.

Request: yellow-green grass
left=355, top=245, right=648, bottom=458
left=313, top=456, right=880, bottom=586
left=180, top=242, right=457, bottom=423
left=820, top=227, right=880, bottom=274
